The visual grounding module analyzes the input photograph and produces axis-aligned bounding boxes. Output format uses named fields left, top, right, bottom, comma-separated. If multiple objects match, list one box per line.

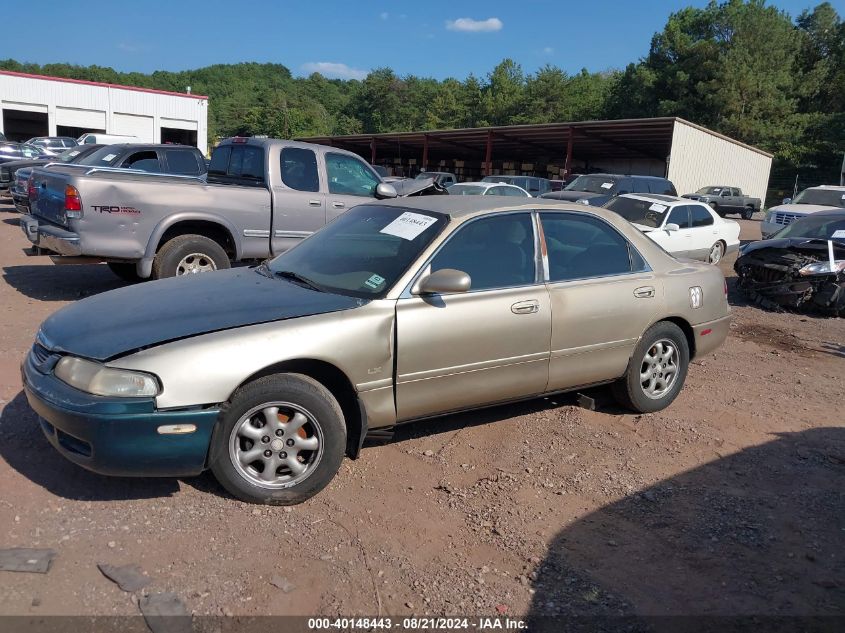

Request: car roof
left=808, top=185, right=845, bottom=191
left=617, top=193, right=692, bottom=207
left=584, top=173, right=668, bottom=181
left=374, top=194, right=620, bottom=219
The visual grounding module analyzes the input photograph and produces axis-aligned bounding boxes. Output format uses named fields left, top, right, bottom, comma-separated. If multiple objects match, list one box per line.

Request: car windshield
left=448, top=184, right=487, bottom=195
left=565, top=175, right=618, bottom=194
left=696, top=187, right=726, bottom=195
left=54, top=148, right=85, bottom=162
left=772, top=214, right=845, bottom=241
left=76, top=146, right=124, bottom=166
left=792, top=188, right=845, bottom=208
left=267, top=205, right=448, bottom=298
left=604, top=196, right=669, bottom=229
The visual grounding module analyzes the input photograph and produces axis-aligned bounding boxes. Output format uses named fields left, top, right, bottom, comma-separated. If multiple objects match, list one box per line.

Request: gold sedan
left=26, top=197, right=730, bottom=504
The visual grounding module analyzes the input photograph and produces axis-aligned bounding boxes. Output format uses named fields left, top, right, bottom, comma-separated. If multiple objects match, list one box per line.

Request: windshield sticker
left=102, top=153, right=117, bottom=161
left=364, top=274, right=386, bottom=290
left=832, top=230, right=845, bottom=239
left=601, top=182, right=614, bottom=189
left=380, top=212, right=438, bottom=240
left=649, top=203, right=668, bottom=213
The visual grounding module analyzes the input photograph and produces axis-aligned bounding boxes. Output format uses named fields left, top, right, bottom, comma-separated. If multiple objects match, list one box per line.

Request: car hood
left=767, top=203, right=840, bottom=214
left=0, top=158, right=48, bottom=171
left=391, top=177, right=449, bottom=196
left=631, top=223, right=660, bottom=233
left=739, top=237, right=845, bottom=257
left=38, top=267, right=367, bottom=361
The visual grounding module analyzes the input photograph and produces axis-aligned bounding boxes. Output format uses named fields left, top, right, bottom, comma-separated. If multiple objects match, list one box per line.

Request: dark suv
left=541, top=173, right=677, bottom=207
left=78, top=144, right=207, bottom=175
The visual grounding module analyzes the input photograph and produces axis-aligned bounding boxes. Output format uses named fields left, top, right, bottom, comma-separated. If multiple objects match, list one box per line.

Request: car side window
left=540, top=212, right=639, bottom=282
left=281, top=147, right=320, bottom=192
left=326, top=152, right=380, bottom=197
left=690, top=205, right=714, bottom=227
left=504, top=186, right=527, bottom=197
left=487, top=186, right=506, bottom=196
left=165, top=149, right=203, bottom=175
left=430, top=213, right=535, bottom=291
left=667, top=206, right=691, bottom=228
left=123, top=151, right=161, bottom=172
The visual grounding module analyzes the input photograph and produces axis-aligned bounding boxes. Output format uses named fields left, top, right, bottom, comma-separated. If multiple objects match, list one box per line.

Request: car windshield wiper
left=273, top=270, right=324, bottom=292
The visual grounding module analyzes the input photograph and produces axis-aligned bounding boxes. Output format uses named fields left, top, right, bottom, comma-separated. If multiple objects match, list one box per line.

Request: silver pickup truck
left=21, top=138, right=403, bottom=280
left=682, top=186, right=762, bottom=220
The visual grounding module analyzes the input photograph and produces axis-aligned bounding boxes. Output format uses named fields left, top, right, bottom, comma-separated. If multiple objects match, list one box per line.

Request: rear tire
left=107, top=262, right=143, bottom=283
left=742, top=206, right=755, bottom=220
left=707, top=241, right=725, bottom=264
left=151, top=234, right=230, bottom=280
left=612, top=321, right=690, bottom=413
left=209, top=373, right=346, bottom=505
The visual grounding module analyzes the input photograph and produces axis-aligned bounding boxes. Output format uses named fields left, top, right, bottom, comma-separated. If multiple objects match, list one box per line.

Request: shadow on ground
left=527, top=427, right=845, bottom=632
left=2, top=264, right=127, bottom=301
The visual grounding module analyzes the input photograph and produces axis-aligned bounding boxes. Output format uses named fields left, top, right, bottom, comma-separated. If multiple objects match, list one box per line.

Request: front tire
left=152, top=234, right=230, bottom=280
left=612, top=322, right=689, bottom=413
left=209, top=374, right=346, bottom=505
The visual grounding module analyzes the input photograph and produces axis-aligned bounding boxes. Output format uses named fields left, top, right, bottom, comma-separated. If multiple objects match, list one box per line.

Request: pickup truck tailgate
left=29, top=168, right=75, bottom=227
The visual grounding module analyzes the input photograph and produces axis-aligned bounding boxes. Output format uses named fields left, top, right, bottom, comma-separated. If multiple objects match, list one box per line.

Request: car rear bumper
left=22, top=352, right=219, bottom=477
left=20, top=215, right=82, bottom=256
left=692, top=314, right=731, bottom=358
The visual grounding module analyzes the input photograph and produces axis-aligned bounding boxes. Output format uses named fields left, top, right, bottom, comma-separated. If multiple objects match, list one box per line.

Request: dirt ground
left=0, top=200, right=842, bottom=627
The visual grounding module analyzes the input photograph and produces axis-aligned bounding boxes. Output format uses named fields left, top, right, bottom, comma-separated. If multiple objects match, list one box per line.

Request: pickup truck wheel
left=152, top=234, right=230, bottom=280
left=107, top=262, right=143, bottom=283
left=611, top=321, right=689, bottom=413
left=742, top=206, right=755, bottom=220
left=209, top=373, right=346, bottom=505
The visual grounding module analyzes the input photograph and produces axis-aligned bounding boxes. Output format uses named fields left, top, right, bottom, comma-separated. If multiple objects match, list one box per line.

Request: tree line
left=1, top=0, right=842, bottom=192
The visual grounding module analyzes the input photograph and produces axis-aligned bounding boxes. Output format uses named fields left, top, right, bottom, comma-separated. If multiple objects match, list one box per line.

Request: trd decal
left=92, top=205, right=141, bottom=214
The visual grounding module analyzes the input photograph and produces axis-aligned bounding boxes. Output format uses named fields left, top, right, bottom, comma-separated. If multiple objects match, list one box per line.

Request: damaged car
left=735, top=210, right=845, bottom=315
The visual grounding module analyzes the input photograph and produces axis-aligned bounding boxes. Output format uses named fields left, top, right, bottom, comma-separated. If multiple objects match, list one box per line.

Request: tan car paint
left=110, top=197, right=729, bottom=431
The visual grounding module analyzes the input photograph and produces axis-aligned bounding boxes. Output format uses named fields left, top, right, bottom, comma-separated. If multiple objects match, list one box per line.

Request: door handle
left=634, top=286, right=655, bottom=298
left=511, top=300, right=539, bottom=314
left=332, top=201, right=345, bottom=209
left=308, top=200, right=321, bottom=207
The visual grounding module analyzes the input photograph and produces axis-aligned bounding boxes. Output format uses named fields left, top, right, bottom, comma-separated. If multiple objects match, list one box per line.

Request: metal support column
left=422, top=134, right=429, bottom=171
left=564, top=127, right=573, bottom=178
left=370, top=137, right=376, bottom=164
left=484, top=130, right=493, bottom=176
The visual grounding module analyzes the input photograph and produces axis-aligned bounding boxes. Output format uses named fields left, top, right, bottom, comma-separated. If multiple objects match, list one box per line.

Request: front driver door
left=395, top=212, right=551, bottom=421
left=324, top=152, right=382, bottom=221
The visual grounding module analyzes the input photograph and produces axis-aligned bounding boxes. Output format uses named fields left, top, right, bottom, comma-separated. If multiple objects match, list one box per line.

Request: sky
left=2, top=0, right=841, bottom=84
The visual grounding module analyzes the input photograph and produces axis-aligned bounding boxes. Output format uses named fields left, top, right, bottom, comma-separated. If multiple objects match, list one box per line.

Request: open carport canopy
left=301, top=117, right=682, bottom=167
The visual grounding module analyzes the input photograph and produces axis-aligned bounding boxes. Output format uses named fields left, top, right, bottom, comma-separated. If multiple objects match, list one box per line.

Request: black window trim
left=400, top=210, right=542, bottom=298
left=539, top=210, right=652, bottom=286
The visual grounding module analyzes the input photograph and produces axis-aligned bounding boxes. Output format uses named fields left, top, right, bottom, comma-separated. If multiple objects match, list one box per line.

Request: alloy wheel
left=639, top=339, right=679, bottom=399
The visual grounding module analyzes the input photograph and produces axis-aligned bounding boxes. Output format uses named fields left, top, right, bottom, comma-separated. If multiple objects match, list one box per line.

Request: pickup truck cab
left=682, top=186, right=761, bottom=220
left=22, top=138, right=397, bottom=281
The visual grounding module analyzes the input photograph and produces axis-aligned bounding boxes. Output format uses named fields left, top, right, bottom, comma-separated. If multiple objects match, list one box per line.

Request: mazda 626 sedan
left=24, top=197, right=730, bottom=504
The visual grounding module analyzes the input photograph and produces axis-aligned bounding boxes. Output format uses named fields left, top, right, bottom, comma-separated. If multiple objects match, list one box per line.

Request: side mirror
left=665, top=223, right=680, bottom=232
left=375, top=182, right=398, bottom=199
left=782, top=197, right=792, bottom=205
left=415, top=269, right=471, bottom=295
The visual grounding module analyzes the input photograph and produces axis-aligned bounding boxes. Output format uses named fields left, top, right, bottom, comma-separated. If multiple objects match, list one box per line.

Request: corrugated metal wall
left=668, top=120, right=772, bottom=202
left=0, top=73, right=208, bottom=153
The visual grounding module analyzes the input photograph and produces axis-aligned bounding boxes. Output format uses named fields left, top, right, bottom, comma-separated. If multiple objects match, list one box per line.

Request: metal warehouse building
left=304, top=117, right=773, bottom=201
left=0, top=70, right=208, bottom=153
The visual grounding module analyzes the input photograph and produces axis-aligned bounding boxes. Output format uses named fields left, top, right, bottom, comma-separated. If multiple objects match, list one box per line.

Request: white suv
left=761, top=185, right=845, bottom=238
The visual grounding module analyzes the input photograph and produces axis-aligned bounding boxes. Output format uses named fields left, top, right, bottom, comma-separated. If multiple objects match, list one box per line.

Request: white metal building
left=0, top=70, right=208, bottom=153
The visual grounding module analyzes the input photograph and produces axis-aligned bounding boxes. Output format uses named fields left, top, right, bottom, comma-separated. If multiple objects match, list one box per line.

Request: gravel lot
left=0, top=201, right=842, bottom=624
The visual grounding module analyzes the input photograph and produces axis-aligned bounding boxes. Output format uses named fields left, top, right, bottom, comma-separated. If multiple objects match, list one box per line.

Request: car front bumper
left=11, top=191, right=29, bottom=214
left=22, top=351, right=220, bottom=477
left=20, top=215, right=82, bottom=256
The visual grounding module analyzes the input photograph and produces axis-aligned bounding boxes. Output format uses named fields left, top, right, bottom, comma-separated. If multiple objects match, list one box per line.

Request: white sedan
left=604, top=194, right=741, bottom=264
left=447, top=182, right=531, bottom=197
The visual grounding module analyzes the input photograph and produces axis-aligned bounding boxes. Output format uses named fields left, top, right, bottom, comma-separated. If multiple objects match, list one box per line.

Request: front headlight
left=764, top=211, right=775, bottom=223
left=54, top=356, right=161, bottom=397
left=576, top=198, right=591, bottom=205
left=798, top=260, right=845, bottom=276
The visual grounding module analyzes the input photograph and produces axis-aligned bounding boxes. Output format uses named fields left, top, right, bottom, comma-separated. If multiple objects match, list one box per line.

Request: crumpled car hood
left=391, top=177, right=449, bottom=196
left=38, top=267, right=367, bottom=361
